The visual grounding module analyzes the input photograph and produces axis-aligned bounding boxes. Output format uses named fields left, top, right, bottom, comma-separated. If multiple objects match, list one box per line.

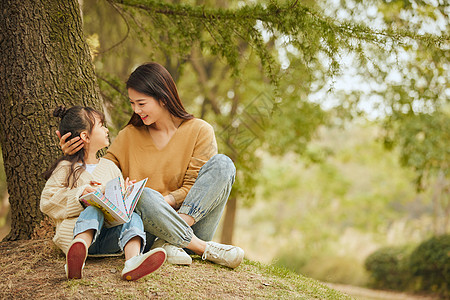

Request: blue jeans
left=73, top=206, right=146, bottom=255
left=135, top=154, right=236, bottom=251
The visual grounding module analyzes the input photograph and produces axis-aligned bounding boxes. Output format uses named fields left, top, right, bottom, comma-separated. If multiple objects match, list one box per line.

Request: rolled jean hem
left=120, top=228, right=146, bottom=253
left=174, top=226, right=194, bottom=249
left=73, top=218, right=101, bottom=243
left=177, top=204, right=204, bottom=223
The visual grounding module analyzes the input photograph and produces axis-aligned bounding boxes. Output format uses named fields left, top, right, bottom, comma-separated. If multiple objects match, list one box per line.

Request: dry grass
left=0, top=238, right=351, bottom=299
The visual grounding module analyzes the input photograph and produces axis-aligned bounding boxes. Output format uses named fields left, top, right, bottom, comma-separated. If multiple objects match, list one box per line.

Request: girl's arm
left=40, top=164, right=89, bottom=220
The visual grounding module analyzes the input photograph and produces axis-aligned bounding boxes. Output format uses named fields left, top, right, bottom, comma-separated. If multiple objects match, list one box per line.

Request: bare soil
left=0, top=238, right=350, bottom=299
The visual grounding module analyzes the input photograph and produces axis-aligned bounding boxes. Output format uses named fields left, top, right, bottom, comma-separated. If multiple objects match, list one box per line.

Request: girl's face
left=85, top=116, right=109, bottom=152
left=128, top=88, right=167, bottom=126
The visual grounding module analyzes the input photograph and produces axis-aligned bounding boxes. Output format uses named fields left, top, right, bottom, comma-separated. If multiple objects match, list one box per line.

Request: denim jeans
left=73, top=205, right=146, bottom=255
left=135, top=154, right=236, bottom=251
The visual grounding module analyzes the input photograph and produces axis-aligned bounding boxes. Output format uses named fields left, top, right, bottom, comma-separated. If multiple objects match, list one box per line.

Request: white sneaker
left=151, top=238, right=192, bottom=265
left=202, top=241, right=244, bottom=269
left=122, top=248, right=167, bottom=281
left=65, top=238, right=88, bottom=279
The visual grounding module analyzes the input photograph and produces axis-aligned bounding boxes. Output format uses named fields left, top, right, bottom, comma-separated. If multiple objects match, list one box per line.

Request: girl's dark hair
left=126, top=62, right=194, bottom=127
left=43, top=105, right=105, bottom=188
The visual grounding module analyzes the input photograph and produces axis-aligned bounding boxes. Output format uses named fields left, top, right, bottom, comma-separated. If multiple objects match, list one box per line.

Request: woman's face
left=128, top=88, right=166, bottom=126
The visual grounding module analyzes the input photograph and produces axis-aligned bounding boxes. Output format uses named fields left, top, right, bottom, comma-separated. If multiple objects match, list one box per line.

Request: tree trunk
left=0, top=0, right=102, bottom=240
left=221, top=196, right=237, bottom=245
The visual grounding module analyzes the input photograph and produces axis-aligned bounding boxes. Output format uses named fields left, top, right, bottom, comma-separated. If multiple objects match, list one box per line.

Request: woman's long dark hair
left=126, top=62, right=194, bottom=127
left=43, top=106, right=105, bottom=188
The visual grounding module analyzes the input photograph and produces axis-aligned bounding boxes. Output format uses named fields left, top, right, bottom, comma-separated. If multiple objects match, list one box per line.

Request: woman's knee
left=135, top=188, right=164, bottom=214
left=208, top=154, right=236, bottom=180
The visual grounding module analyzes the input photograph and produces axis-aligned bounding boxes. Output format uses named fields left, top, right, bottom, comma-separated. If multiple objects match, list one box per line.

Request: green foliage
left=113, top=0, right=447, bottom=83
left=276, top=250, right=368, bottom=286
left=335, top=0, right=449, bottom=191
left=396, top=112, right=449, bottom=189
left=364, top=235, right=450, bottom=296
left=409, top=234, right=450, bottom=296
left=233, top=123, right=434, bottom=287
left=364, top=245, right=413, bottom=290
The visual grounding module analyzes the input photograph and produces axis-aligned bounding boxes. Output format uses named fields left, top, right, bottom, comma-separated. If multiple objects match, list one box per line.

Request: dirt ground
left=0, top=238, right=347, bottom=299
left=0, top=237, right=442, bottom=300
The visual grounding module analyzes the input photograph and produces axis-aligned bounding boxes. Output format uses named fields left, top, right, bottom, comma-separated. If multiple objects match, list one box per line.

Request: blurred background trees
left=0, top=0, right=448, bottom=293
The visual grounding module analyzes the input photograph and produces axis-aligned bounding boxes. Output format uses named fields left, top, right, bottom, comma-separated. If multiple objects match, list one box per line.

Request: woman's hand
left=125, top=177, right=136, bottom=189
left=56, top=130, right=84, bottom=155
left=164, top=194, right=176, bottom=209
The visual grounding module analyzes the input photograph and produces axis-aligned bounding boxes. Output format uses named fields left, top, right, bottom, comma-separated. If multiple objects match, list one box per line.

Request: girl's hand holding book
left=81, top=186, right=97, bottom=197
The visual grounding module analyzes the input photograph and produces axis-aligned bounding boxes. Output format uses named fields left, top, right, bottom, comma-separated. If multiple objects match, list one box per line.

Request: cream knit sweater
left=40, top=158, right=123, bottom=254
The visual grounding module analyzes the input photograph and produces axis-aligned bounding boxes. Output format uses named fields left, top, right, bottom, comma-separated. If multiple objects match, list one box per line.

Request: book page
left=104, top=177, right=127, bottom=215
left=80, top=189, right=128, bottom=227
left=123, top=178, right=148, bottom=216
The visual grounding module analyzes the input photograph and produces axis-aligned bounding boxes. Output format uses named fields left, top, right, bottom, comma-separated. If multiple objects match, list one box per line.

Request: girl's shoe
left=121, top=248, right=167, bottom=281
left=65, top=238, right=88, bottom=279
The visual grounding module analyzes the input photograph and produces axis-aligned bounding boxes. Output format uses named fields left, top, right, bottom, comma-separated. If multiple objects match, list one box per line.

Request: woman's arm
left=169, top=123, right=218, bottom=209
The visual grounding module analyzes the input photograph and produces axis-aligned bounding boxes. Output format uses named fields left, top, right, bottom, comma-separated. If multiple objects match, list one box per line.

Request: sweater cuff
left=66, top=184, right=89, bottom=217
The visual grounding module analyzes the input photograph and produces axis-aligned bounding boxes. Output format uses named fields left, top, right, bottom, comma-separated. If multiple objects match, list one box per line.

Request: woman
left=59, top=62, right=244, bottom=268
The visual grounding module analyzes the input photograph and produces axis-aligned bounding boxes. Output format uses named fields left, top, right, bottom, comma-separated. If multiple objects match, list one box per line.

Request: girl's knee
left=128, top=212, right=144, bottom=231
left=79, top=205, right=104, bottom=222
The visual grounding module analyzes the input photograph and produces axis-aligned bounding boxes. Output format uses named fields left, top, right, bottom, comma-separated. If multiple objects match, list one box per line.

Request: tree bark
left=0, top=0, right=102, bottom=240
left=220, top=196, right=237, bottom=245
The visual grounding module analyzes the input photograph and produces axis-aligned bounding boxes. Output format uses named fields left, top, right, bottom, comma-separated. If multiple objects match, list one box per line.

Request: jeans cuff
left=73, top=218, right=101, bottom=244
left=178, top=204, right=205, bottom=223
left=119, top=228, right=147, bottom=253
left=176, top=226, right=194, bottom=248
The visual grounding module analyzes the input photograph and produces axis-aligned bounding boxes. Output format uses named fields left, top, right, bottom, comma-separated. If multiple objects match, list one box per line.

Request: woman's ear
left=80, top=131, right=90, bottom=143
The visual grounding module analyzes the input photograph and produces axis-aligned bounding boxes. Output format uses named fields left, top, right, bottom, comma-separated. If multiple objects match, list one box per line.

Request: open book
left=79, top=177, right=148, bottom=228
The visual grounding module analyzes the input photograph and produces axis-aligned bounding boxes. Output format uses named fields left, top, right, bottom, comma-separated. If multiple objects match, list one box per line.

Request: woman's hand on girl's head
left=56, top=130, right=84, bottom=155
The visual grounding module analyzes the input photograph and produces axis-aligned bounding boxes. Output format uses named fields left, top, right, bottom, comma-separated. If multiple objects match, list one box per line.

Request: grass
left=0, top=238, right=352, bottom=299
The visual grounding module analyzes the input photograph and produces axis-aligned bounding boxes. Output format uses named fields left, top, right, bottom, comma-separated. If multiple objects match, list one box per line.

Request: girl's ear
left=80, top=131, right=90, bottom=143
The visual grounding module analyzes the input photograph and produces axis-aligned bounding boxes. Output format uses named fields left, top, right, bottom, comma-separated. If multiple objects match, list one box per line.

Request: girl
left=59, top=62, right=244, bottom=269
left=41, top=106, right=166, bottom=280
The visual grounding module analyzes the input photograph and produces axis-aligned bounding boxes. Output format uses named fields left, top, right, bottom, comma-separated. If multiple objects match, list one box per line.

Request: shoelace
left=165, top=244, right=185, bottom=254
left=202, top=243, right=229, bottom=261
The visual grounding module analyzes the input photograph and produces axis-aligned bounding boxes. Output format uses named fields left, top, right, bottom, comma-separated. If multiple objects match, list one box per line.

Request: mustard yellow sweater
left=40, top=158, right=123, bottom=254
left=104, top=118, right=218, bottom=208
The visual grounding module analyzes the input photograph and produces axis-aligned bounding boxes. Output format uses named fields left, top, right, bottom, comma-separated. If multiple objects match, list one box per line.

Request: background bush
left=275, top=248, right=368, bottom=286
left=409, top=234, right=450, bottom=297
left=364, top=245, right=413, bottom=290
